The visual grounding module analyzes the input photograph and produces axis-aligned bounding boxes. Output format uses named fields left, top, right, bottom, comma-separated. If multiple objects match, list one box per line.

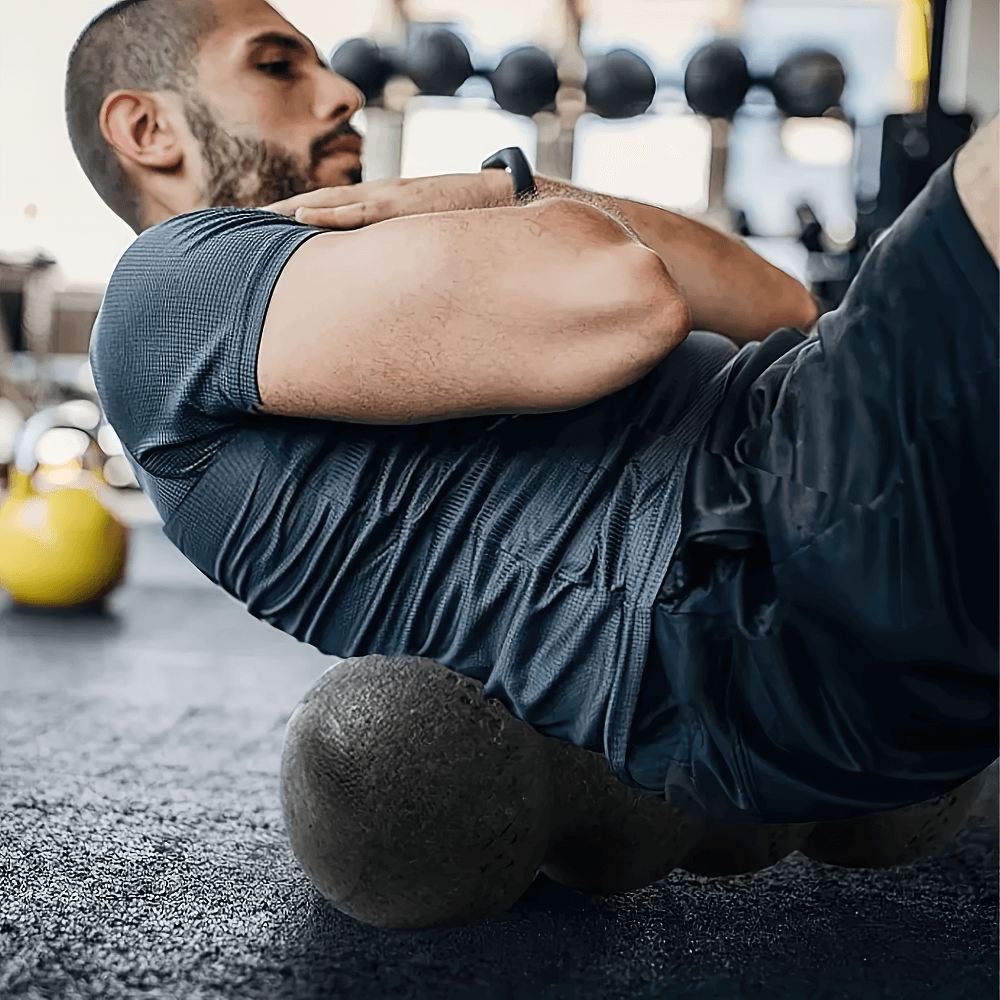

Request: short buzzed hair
left=65, top=0, right=216, bottom=232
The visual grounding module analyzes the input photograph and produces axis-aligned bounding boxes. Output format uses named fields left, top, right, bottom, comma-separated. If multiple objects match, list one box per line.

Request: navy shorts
left=627, top=155, right=999, bottom=824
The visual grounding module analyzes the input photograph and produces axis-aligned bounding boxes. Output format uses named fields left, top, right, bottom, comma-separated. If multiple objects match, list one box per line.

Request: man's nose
left=314, top=68, right=364, bottom=122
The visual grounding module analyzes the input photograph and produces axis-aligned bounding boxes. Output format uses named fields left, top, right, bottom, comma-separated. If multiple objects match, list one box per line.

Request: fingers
left=294, top=191, right=433, bottom=229
left=265, top=173, right=494, bottom=229
left=265, top=180, right=394, bottom=216
left=293, top=203, right=374, bottom=229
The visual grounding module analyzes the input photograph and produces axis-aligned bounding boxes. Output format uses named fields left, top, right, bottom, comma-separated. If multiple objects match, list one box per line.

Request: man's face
left=190, top=0, right=364, bottom=207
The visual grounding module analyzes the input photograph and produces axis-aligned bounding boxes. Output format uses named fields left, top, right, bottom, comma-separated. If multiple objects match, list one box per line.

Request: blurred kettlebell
left=0, top=409, right=129, bottom=608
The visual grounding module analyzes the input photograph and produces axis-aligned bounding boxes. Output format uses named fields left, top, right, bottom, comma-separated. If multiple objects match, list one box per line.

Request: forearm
left=531, top=175, right=819, bottom=343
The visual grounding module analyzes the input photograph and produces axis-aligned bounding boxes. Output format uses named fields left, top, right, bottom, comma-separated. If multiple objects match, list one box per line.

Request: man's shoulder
left=141, top=205, right=309, bottom=242
left=99, top=207, right=313, bottom=342
left=92, top=206, right=319, bottom=435
left=121, top=206, right=310, bottom=274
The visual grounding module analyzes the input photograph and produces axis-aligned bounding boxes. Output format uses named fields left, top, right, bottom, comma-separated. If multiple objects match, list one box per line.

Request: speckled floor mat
left=1, top=525, right=997, bottom=999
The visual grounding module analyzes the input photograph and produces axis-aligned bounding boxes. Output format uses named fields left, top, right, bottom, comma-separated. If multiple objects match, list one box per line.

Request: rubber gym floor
left=1, top=519, right=996, bottom=1000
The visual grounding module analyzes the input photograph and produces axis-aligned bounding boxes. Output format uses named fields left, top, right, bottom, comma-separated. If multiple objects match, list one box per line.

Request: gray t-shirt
left=90, top=206, right=734, bottom=782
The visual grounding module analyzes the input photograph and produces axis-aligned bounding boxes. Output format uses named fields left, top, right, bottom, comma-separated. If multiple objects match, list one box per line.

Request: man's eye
left=258, top=60, right=293, bottom=78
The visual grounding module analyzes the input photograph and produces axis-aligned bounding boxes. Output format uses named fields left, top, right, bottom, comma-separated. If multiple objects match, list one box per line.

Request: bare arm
left=954, top=115, right=998, bottom=267
left=269, top=170, right=818, bottom=346
left=532, top=176, right=820, bottom=344
left=257, top=197, right=690, bottom=424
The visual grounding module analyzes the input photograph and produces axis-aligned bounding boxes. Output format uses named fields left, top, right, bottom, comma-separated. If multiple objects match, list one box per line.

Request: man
left=70, top=0, right=997, bottom=928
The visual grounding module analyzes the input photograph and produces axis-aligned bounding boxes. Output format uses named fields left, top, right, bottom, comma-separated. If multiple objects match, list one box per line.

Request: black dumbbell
left=584, top=49, right=657, bottom=119
left=770, top=49, right=845, bottom=119
left=330, top=29, right=473, bottom=101
left=684, top=41, right=845, bottom=120
left=405, top=27, right=473, bottom=96
left=683, top=41, right=750, bottom=120
left=489, top=46, right=560, bottom=118
left=329, top=37, right=396, bottom=102
left=331, top=32, right=559, bottom=115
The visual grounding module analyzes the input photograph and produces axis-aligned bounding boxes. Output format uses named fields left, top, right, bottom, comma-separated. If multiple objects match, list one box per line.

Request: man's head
left=280, top=656, right=554, bottom=929
left=66, top=0, right=364, bottom=233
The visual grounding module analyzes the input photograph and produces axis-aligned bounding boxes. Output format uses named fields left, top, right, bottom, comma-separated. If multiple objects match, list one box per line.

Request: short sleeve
left=89, top=208, right=320, bottom=510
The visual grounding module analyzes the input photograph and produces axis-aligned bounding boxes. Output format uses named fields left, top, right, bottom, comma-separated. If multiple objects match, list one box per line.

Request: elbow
left=624, top=245, right=692, bottom=357
left=570, top=244, right=690, bottom=400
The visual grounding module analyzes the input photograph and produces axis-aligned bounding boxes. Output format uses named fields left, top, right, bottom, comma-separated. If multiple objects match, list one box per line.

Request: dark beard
left=185, top=97, right=319, bottom=207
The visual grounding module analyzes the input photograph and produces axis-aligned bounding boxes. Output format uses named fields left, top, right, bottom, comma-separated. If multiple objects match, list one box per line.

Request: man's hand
left=265, top=169, right=514, bottom=229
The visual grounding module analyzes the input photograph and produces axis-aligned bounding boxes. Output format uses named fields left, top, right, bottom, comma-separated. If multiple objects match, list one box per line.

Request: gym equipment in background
left=405, top=27, right=475, bottom=97
left=326, top=37, right=394, bottom=102
left=684, top=40, right=846, bottom=121
left=682, top=41, right=750, bottom=121
left=683, top=39, right=858, bottom=313
left=771, top=50, right=846, bottom=119
left=330, top=29, right=653, bottom=122
left=863, top=0, right=974, bottom=238
left=0, top=407, right=129, bottom=608
left=0, top=252, right=113, bottom=491
left=490, top=47, right=561, bottom=120
left=785, top=0, right=973, bottom=312
left=584, top=49, right=657, bottom=119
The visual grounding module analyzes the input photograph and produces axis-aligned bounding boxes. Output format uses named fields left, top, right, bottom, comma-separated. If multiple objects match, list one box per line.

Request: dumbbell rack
left=339, top=3, right=852, bottom=243
left=343, top=0, right=643, bottom=185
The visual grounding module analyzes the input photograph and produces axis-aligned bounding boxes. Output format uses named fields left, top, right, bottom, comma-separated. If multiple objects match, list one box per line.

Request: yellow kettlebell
left=0, top=411, right=129, bottom=608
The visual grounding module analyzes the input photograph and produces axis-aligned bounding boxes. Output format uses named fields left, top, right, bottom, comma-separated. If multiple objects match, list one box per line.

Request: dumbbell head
left=684, top=41, right=750, bottom=120
left=490, top=46, right=560, bottom=118
left=329, top=38, right=394, bottom=102
left=405, top=27, right=473, bottom=97
left=585, top=49, right=656, bottom=119
left=771, top=49, right=845, bottom=118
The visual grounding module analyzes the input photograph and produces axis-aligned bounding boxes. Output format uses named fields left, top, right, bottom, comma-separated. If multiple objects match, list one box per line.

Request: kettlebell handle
left=13, top=407, right=103, bottom=476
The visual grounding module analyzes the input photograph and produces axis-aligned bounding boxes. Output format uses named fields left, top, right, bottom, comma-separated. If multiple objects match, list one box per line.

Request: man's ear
left=100, top=90, right=183, bottom=171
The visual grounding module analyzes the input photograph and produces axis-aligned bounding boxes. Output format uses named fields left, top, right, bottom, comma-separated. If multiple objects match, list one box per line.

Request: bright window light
left=400, top=98, right=538, bottom=178
left=780, top=118, right=854, bottom=166
left=572, top=112, right=713, bottom=214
